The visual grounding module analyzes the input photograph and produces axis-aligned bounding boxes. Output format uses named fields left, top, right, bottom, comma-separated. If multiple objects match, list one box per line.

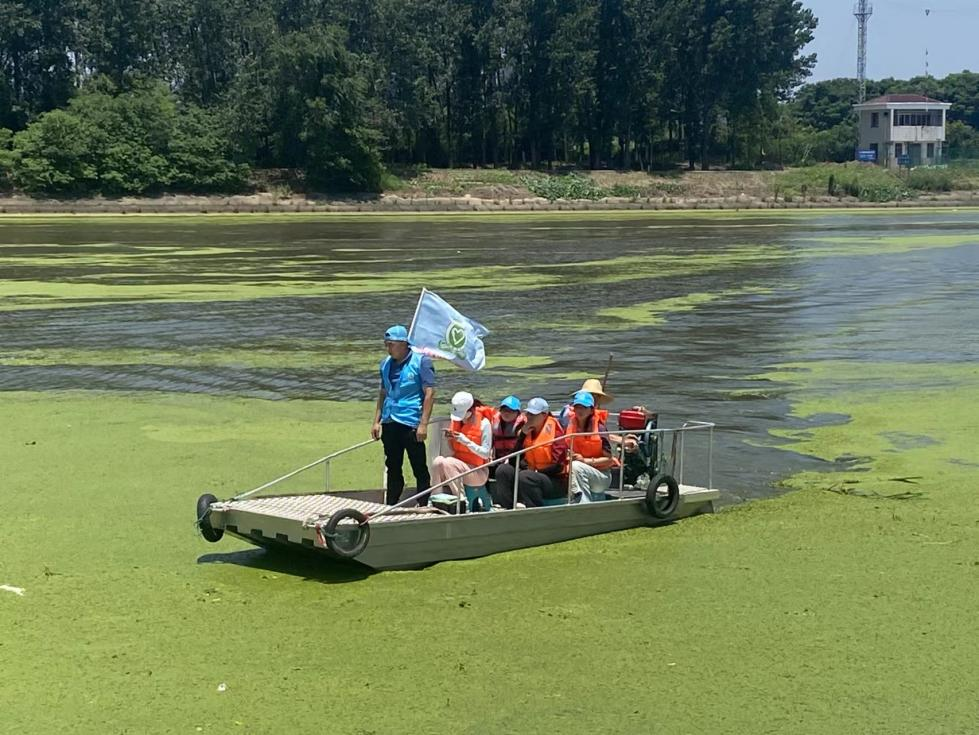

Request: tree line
left=0, top=0, right=820, bottom=194
left=1, top=0, right=977, bottom=197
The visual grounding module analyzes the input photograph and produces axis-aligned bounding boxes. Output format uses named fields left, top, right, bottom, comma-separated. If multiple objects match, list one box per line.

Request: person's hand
left=571, top=453, right=584, bottom=462
left=415, top=424, right=428, bottom=442
left=371, top=421, right=382, bottom=440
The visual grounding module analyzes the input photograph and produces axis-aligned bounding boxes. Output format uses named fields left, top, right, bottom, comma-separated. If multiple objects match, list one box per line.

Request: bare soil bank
left=2, top=169, right=977, bottom=214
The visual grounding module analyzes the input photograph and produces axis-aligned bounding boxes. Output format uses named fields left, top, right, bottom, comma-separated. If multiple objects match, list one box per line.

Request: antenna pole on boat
left=602, top=352, right=613, bottom=391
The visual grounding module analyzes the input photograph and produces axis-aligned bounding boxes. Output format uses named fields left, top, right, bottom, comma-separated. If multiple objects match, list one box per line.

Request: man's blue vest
left=380, top=350, right=426, bottom=427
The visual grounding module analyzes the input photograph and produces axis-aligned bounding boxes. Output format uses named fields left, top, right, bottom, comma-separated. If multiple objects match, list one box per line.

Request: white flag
left=408, top=289, right=489, bottom=371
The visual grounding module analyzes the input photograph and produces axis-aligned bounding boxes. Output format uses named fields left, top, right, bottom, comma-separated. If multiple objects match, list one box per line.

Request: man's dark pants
left=381, top=421, right=431, bottom=506
left=492, top=463, right=563, bottom=508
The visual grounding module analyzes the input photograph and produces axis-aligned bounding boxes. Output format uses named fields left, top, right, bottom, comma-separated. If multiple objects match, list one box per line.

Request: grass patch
left=776, top=164, right=911, bottom=202
left=776, top=162, right=979, bottom=203
left=522, top=173, right=683, bottom=201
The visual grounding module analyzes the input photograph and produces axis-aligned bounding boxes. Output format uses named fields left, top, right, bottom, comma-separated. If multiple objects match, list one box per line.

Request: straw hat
left=575, top=378, right=612, bottom=405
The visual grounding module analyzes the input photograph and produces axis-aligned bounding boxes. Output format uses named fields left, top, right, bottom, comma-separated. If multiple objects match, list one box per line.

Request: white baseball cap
left=525, top=397, right=549, bottom=415
left=450, top=391, right=475, bottom=421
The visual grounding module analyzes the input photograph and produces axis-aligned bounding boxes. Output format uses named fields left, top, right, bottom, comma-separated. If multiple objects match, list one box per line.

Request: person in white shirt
left=431, top=391, right=492, bottom=502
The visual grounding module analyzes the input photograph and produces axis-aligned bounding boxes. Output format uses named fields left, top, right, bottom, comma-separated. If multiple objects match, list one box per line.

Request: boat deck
left=212, top=492, right=421, bottom=526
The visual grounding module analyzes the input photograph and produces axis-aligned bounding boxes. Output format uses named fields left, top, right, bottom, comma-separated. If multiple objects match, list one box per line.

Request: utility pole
left=854, top=1, right=873, bottom=103
left=924, top=9, right=931, bottom=78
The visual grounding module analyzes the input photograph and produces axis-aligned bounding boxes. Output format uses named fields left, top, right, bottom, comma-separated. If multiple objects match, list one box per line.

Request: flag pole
left=407, top=287, right=427, bottom=342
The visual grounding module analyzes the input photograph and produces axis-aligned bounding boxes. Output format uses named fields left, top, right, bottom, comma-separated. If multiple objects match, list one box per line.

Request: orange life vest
left=475, top=405, right=497, bottom=423
left=491, top=414, right=523, bottom=458
left=523, top=416, right=564, bottom=473
left=450, top=416, right=488, bottom=468
left=565, top=408, right=616, bottom=469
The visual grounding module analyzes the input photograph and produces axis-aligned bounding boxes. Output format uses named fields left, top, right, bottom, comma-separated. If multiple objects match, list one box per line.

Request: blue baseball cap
left=572, top=390, right=596, bottom=408
left=384, top=324, right=409, bottom=342
left=499, top=395, right=521, bottom=411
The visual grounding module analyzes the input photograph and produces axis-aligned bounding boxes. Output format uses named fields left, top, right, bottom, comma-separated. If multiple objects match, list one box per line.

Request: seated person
left=489, top=395, right=525, bottom=475
left=618, top=434, right=651, bottom=487
left=492, top=397, right=567, bottom=508
left=558, top=378, right=612, bottom=429
left=565, top=390, right=616, bottom=502
left=431, top=392, right=492, bottom=505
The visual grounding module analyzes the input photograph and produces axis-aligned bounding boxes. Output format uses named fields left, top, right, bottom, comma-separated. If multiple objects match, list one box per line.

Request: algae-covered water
left=4, top=210, right=979, bottom=498
left=2, top=211, right=978, bottom=733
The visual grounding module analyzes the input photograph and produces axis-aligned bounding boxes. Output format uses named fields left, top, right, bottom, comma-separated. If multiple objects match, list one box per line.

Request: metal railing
left=368, top=418, right=715, bottom=520
left=227, top=411, right=715, bottom=518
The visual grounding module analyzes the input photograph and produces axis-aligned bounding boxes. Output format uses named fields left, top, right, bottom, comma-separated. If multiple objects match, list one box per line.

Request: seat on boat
left=464, top=485, right=493, bottom=513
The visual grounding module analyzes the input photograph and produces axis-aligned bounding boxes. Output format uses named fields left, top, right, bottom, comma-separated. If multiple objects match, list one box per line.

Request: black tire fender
left=196, top=493, right=224, bottom=542
left=322, top=508, right=370, bottom=558
left=644, top=474, right=680, bottom=519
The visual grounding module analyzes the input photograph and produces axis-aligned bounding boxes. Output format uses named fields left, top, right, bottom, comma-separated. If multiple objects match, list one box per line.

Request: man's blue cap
left=499, top=395, right=521, bottom=411
left=572, top=390, right=596, bottom=408
left=384, top=325, right=409, bottom=342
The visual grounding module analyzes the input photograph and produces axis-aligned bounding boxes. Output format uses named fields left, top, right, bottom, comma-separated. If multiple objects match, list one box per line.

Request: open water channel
left=2, top=210, right=978, bottom=500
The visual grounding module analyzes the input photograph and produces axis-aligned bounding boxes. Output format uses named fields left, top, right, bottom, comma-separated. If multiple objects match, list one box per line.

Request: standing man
left=371, top=325, right=436, bottom=506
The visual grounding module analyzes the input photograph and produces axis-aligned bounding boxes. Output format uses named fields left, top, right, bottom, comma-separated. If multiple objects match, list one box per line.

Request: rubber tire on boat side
left=323, top=508, right=371, bottom=558
left=644, top=474, right=680, bottom=519
left=197, top=493, right=224, bottom=542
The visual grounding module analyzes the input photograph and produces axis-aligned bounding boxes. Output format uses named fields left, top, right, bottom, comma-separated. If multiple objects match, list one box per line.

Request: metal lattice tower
left=854, top=1, right=873, bottom=103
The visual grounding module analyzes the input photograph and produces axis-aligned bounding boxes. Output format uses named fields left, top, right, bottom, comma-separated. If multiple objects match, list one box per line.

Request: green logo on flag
left=439, top=321, right=468, bottom=357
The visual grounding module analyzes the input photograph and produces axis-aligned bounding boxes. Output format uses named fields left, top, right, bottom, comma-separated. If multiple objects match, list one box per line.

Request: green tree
left=946, top=120, right=979, bottom=160
left=169, top=105, right=250, bottom=192
left=665, top=0, right=816, bottom=170
left=11, top=77, right=247, bottom=195
left=940, top=72, right=979, bottom=129
left=0, top=0, right=79, bottom=129
left=0, top=126, right=15, bottom=187
left=66, top=78, right=177, bottom=194
left=75, top=0, right=169, bottom=85
left=265, top=27, right=383, bottom=191
left=12, top=110, right=100, bottom=195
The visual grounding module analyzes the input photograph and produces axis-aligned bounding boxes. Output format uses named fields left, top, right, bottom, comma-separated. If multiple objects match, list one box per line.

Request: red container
left=618, top=407, right=656, bottom=431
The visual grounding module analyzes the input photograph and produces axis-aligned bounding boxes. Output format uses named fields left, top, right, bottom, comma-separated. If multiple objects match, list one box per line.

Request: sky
left=802, top=0, right=978, bottom=82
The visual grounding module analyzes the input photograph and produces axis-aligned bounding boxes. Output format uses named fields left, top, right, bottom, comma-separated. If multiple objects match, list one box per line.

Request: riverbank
left=2, top=191, right=977, bottom=215
left=3, top=167, right=978, bottom=214
left=1, top=380, right=976, bottom=733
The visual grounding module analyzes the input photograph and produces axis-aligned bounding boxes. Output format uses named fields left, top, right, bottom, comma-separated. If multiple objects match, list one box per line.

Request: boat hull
left=206, top=485, right=717, bottom=571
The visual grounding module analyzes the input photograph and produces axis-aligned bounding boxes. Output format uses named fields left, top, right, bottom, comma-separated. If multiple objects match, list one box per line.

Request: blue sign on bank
left=856, top=149, right=877, bottom=162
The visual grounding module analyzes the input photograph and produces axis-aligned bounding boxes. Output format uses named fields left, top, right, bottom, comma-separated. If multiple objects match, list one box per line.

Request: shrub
left=169, top=106, right=249, bottom=193
left=906, top=168, right=953, bottom=192
left=0, top=127, right=14, bottom=189
left=608, top=183, right=642, bottom=198
left=12, top=110, right=100, bottom=195
left=9, top=79, right=247, bottom=197
left=779, top=163, right=908, bottom=203
left=522, top=173, right=605, bottom=200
